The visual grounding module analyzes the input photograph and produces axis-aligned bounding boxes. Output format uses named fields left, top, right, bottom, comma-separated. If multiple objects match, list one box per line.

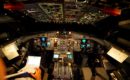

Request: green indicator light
left=82, top=39, right=86, bottom=43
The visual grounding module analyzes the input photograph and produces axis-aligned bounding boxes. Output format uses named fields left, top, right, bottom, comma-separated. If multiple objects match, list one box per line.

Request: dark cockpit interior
left=0, top=0, right=130, bottom=80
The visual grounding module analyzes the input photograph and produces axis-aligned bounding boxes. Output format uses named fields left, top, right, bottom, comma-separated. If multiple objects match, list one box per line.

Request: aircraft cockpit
left=0, top=31, right=129, bottom=80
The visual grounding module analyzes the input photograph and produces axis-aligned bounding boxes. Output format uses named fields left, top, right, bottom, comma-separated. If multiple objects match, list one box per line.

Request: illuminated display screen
left=41, top=37, right=47, bottom=47
left=47, top=42, right=51, bottom=46
left=41, top=43, right=47, bottom=47
left=68, top=54, right=73, bottom=59
left=82, top=39, right=86, bottom=43
left=53, top=54, right=59, bottom=58
left=41, top=37, right=46, bottom=42
left=87, top=44, right=91, bottom=47
left=67, top=52, right=71, bottom=54
left=80, top=44, right=86, bottom=48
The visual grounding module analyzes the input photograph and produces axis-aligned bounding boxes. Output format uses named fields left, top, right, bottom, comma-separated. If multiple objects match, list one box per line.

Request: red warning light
left=4, top=2, right=24, bottom=10
left=102, top=7, right=121, bottom=16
